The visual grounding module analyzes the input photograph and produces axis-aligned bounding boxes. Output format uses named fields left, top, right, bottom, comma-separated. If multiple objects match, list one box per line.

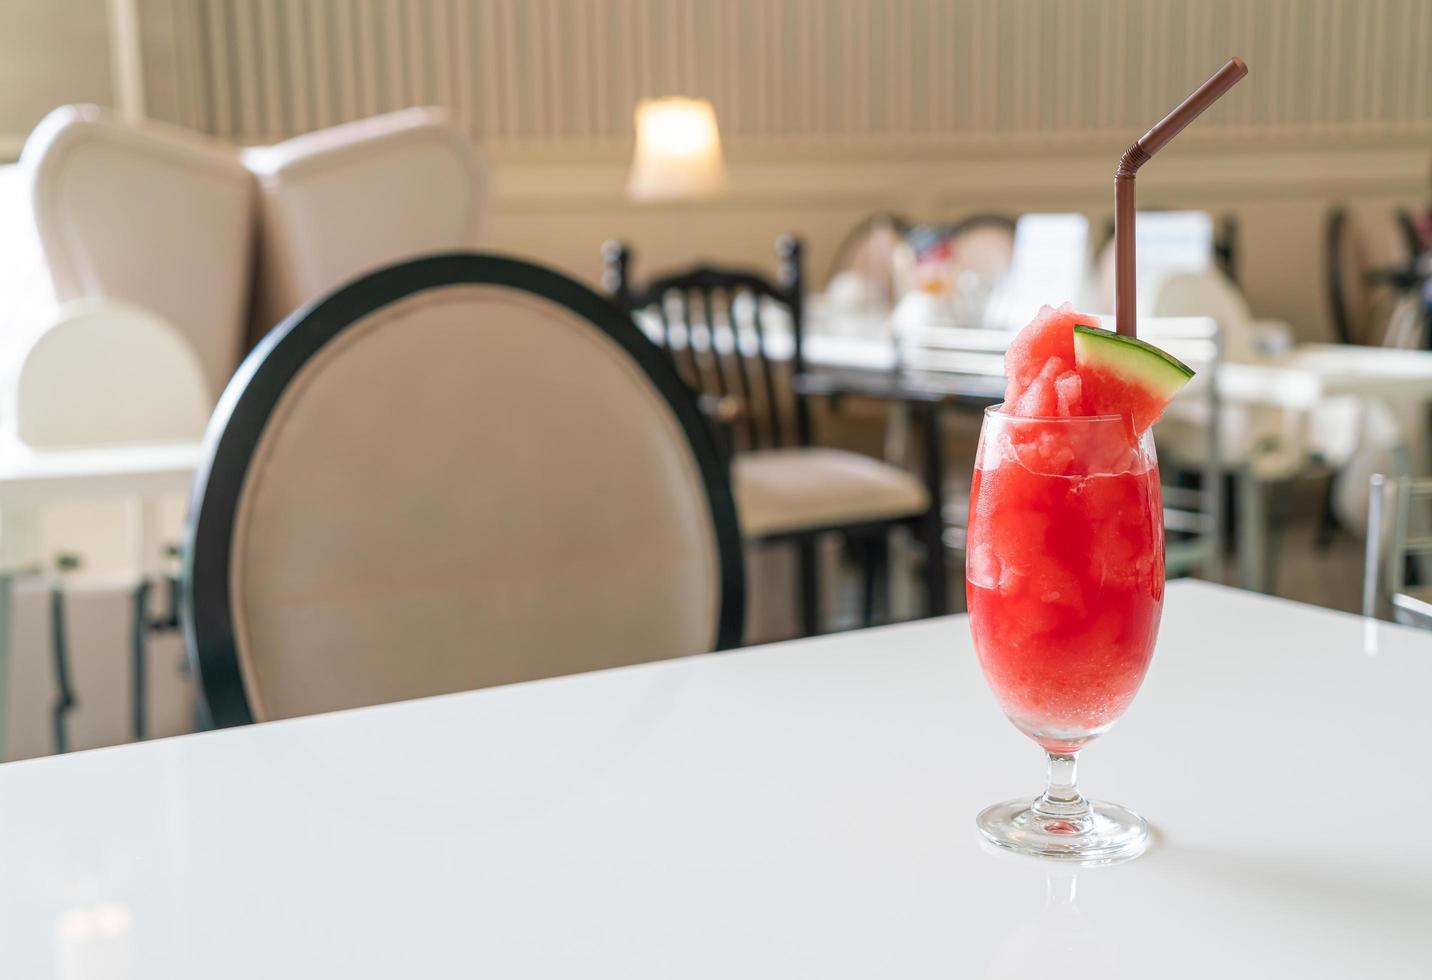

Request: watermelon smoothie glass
left=967, top=412, right=1164, bottom=754
left=967, top=409, right=1164, bottom=862
left=967, top=55, right=1246, bottom=863
left=968, top=303, right=1186, bottom=863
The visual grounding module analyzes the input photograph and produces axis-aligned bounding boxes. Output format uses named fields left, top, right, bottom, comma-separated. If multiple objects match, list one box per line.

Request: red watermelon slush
left=967, top=304, right=1189, bottom=754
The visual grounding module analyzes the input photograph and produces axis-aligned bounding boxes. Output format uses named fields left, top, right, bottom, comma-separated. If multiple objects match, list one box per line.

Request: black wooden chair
left=603, top=236, right=947, bottom=636
left=183, top=253, right=744, bottom=727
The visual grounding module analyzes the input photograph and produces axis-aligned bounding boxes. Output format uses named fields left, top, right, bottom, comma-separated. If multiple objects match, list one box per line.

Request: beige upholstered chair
left=243, top=107, right=487, bottom=347
left=183, top=254, right=742, bottom=727
left=22, top=105, right=255, bottom=400
left=604, top=238, right=944, bottom=636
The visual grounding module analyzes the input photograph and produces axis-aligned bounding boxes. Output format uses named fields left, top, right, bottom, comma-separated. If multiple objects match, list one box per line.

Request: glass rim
left=984, top=403, right=1132, bottom=425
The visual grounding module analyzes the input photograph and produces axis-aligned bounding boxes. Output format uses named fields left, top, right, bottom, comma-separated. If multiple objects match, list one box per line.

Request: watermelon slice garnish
left=1072, top=323, right=1194, bottom=434
left=1000, top=304, right=1193, bottom=433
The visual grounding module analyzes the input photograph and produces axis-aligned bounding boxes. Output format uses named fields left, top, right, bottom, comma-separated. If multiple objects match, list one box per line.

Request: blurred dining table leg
left=131, top=580, right=151, bottom=742
left=1237, top=467, right=1272, bottom=593
left=883, top=401, right=918, bottom=619
left=883, top=398, right=911, bottom=465
left=915, top=401, right=950, bottom=616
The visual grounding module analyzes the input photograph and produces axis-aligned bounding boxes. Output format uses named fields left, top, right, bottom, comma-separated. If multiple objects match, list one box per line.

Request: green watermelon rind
left=1071, top=323, right=1195, bottom=399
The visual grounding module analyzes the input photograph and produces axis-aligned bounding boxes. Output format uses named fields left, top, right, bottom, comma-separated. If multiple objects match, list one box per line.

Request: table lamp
left=626, top=97, right=727, bottom=202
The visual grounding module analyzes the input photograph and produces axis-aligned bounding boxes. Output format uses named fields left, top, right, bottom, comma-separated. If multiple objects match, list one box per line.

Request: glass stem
left=1032, top=751, right=1091, bottom=825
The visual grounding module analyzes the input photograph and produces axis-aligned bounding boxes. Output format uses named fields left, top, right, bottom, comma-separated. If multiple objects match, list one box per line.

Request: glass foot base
left=977, top=797, right=1149, bottom=864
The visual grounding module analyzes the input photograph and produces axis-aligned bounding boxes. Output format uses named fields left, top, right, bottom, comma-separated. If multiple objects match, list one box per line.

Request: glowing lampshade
left=626, top=97, right=727, bottom=202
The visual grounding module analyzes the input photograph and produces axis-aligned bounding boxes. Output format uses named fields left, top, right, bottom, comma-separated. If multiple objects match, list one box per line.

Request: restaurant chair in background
left=1100, top=210, right=1239, bottom=281
left=940, top=213, right=1019, bottom=301
left=242, top=107, right=487, bottom=349
left=981, top=213, right=1088, bottom=331
left=183, top=254, right=743, bottom=727
left=1324, top=206, right=1427, bottom=348
left=604, top=237, right=944, bottom=636
left=21, top=104, right=255, bottom=399
left=1089, top=210, right=1238, bottom=316
left=12, top=106, right=244, bottom=755
left=1320, top=208, right=1432, bottom=546
left=891, top=214, right=1017, bottom=331
left=1364, top=473, right=1432, bottom=629
left=824, top=212, right=911, bottom=312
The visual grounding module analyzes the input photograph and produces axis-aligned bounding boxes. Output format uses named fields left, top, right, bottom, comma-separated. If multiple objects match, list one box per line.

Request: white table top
left=1, top=581, right=1429, bottom=978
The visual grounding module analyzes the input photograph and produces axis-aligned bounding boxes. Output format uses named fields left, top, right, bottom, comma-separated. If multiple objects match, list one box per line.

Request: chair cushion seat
left=733, top=447, right=929, bottom=538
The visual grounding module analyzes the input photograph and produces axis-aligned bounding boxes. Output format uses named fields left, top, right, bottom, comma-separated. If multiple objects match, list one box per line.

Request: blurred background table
left=799, top=318, right=1432, bottom=594
left=0, top=442, right=201, bottom=758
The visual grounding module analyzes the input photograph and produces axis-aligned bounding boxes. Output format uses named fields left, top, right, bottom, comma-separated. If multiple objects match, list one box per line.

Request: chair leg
left=49, top=587, right=76, bottom=755
left=861, top=532, right=890, bottom=627
left=798, top=536, right=821, bottom=637
left=1315, top=473, right=1341, bottom=550
left=132, top=580, right=151, bottom=743
left=1237, top=469, right=1281, bottom=594
left=914, top=401, right=950, bottom=618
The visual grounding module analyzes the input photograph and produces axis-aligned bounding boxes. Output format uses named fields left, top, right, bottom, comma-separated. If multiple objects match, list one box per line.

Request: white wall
left=4, top=0, right=1429, bottom=338
left=126, top=0, right=1432, bottom=339
left=0, top=0, right=113, bottom=156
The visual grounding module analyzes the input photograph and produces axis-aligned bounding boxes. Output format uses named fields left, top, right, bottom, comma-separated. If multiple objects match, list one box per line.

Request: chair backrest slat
left=748, top=293, right=788, bottom=448
left=693, top=290, right=732, bottom=411
left=673, top=289, right=709, bottom=393
left=654, top=293, right=698, bottom=389
left=653, top=291, right=679, bottom=372
left=719, top=285, right=762, bottom=449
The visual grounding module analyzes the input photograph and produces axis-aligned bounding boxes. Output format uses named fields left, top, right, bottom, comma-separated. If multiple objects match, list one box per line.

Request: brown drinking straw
left=1115, top=57, right=1248, bottom=337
